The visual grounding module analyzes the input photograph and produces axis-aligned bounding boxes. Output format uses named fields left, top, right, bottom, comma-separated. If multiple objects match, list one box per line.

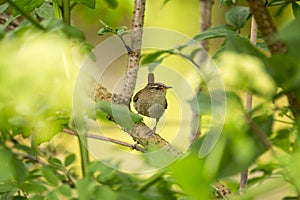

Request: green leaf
left=0, top=145, right=28, bottom=183
left=73, top=0, right=95, bottom=9
left=48, top=157, right=63, bottom=169
left=196, top=92, right=211, bottom=115
left=225, top=35, right=266, bottom=59
left=35, top=2, right=54, bottom=18
left=64, top=153, right=76, bottom=167
left=95, top=185, right=118, bottom=200
left=0, top=183, right=19, bottom=193
left=267, top=0, right=286, bottom=6
left=246, top=115, right=273, bottom=158
left=95, top=101, right=143, bottom=130
left=219, top=0, right=233, bottom=7
left=192, top=25, right=237, bottom=41
left=225, top=6, right=250, bottom=29
left=292, top=2, right=300, bottom=18
left=57, top=184, right=72, bottom=197
left=283, top=196, right=300, bottom=200
left=271, top=129, right=291, bottom=153
left=190, top=47, right=202, bottom=59
left=52, top=0, right=61, bottom=18
left=266, top=54, right=300, bottom=90
left=33, top=112, right=68, bottom=146
left=62, top=25, right=85, bottom=40
left=42, top=167, right=60, bottom=186
left=76, top=177, right=97, bottom=200
left=118, top=186, right=144, bottom=200
left=103, top=0, right=119, bottom=9
left=274, top=3, right=289, bottom=17
left=251, top=115, right=273, bottom=138
left=14, top=0, right=44, bottom=12
left=280, top=17, right=300, bottom=58
left=170, top=154, right=211, bottom=199
left=140, top=51, right=167, bottom=65
left=162, top=0, right=172, bottom=7
left=8, top=115, right=30, bottom=127
left=0, top=2, right=8, bottom=13
left=98, top=27, right=110, bottom=35
left=46, top=191, right=59, bottom=200
left=20, top=182, right=48, bottom=193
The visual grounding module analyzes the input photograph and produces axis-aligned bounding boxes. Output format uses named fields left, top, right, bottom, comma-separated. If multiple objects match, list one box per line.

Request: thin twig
left=116, top=0, right=146, bottom=106
left=245, top=115, right=273, bottom=149
left=15, top=152, right=47, bottom=166
left=15, top=151, right=76, bottom=188
left=240, top=16, right=258, bottom=193
left=62, top=128, right=146, bottom=153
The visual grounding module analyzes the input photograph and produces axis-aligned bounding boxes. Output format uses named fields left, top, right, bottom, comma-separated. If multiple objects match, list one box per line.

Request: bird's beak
left=166, top=86, right=172, bottom=89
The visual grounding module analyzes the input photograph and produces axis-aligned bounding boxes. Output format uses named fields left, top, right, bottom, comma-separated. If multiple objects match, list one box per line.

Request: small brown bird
left=133, top=82, right=171, bottom=131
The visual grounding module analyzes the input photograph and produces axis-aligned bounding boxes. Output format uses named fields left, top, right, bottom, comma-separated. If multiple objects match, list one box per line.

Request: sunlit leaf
left=95, top=101, right=143, bottom=130
left=225, top=35, right=266, bottom=59
left=140, top=51, right=167, bottom=65
left=35, top=2, right=54, bottom=18
left=192, top=25, right=237, bottom=41
left=0, top=2, right=8, bottom=13
left=219, top=52, right=275, bottom=98
left=267, top=0, right=287, bottom=6
left=171, top=154, right=211, bottom=199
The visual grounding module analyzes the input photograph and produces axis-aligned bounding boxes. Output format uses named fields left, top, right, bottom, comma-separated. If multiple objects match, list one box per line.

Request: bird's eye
left=155, top=86, right=161, bottom=90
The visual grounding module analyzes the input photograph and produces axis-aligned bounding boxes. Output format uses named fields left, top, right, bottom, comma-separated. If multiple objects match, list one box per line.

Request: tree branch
left=94, top=83, right=182, bottom=156
left=114, top=0, right=146, bottom=106
left=245, top=114, right=273, bottom=149
left=240, top=16, right=258, bottom=193
left=247, top=0, right=287, bottom=54
left=198, top=0, right=214, bottom=67
left=190, top=0, right=214, bottom=144
left=62, top=128, right=146, bottom=153
left=247, top=0, right=300, bottom=118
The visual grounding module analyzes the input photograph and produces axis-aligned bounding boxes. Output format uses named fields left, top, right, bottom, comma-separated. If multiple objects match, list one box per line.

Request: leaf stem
left=62, top=0, right=71, bottom=25
left=77, top=131, right=89, bottom=176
